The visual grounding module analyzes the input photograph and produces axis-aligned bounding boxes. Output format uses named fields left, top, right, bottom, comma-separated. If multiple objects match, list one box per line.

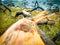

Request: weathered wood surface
left=0, top=10, right=55, bottom=45
left=37, top=19, right=55, bottom=25
left=15, top=10, right=33, bottom=17
left=0, top=18, right=45, bottom=45
left=38, top=30, right=55, bottom=45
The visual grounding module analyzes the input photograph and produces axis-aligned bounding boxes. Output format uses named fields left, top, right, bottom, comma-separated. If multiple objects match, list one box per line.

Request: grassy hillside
left=0, top=7, right=60, bottom=45
left=38, top=13, right=60, bottom=45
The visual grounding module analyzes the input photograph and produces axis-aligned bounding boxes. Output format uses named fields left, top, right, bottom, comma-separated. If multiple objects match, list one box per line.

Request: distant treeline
left=1, top=0, right=60, bottom=9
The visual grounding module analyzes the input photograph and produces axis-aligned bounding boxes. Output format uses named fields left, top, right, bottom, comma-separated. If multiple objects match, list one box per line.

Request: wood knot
left=15, top=24, right=31, bottom=32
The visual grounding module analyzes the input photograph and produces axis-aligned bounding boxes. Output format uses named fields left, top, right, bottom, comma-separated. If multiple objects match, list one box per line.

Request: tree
left=0, top=0, right=12, bottom=13
left=46, top=0, right=60, bottom=5
left=4, top=0, right=14, bottom=6
left=51, top=4, right=59, bottom=13
left=22, top=0, right=29, bottom=8
left=0, top=0, right=4, bottom=11
left=0, top=0, right=1, bottom=2
left=0, top=0, right=2, bottom=4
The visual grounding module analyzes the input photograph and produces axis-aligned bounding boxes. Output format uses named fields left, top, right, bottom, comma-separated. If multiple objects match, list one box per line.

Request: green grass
left=0, top=7, right=24, bottom=35
left=38, top=13, right=60, bottom=45
left=0, top=7, right=60, bottom=45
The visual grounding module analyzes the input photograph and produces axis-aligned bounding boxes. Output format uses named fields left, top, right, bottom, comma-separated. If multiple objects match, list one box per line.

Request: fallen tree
left=0, top=2, right=12, bottom=13
left=0, top=10, right=55, bottom=45
left=15, top=10, right=33, bottom=17
left=15, top=10, right=55, bottom=25
left=37, top=17, right=55, bottom=25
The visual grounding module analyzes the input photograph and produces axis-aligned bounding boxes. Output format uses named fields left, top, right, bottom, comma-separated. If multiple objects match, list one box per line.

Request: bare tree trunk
left=1, top=2, right=12, bottom=13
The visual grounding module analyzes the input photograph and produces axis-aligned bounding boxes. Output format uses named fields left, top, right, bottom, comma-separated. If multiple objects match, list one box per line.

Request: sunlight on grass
left=0, top=7, right=60, bottom=45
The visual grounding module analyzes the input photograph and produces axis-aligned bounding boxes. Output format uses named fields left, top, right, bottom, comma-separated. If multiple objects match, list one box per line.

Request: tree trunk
left=1, top=2, right=12, bottom=13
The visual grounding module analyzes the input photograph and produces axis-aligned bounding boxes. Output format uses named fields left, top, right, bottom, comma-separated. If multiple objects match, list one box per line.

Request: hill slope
left=0, top=7, right=60, bottom=45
